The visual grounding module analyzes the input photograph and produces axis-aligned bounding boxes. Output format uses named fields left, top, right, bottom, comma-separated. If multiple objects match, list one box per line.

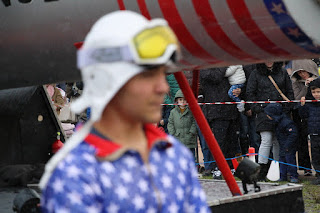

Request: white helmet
left=72, top=10, right=180, bottom=122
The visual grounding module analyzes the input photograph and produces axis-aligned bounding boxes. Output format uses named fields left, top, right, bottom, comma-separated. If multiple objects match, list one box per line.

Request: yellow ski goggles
left=132, top=25, right=178, bottom=62
left=77, top=24, right=180, bottom=68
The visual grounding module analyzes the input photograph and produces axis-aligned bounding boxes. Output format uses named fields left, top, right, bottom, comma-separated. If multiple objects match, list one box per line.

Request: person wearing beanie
left=158, top=74, right=179, bottom=133
left=299, top=77, right=320, bottom=185
left=40, top=11, right=210, bottom=212
left=167, top=89, right=197, bottom=161
left=264, top=103, right=299, bottom=183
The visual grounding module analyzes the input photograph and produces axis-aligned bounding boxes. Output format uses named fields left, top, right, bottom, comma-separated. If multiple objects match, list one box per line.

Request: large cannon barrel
left=1, top=0, right=320, bottom=89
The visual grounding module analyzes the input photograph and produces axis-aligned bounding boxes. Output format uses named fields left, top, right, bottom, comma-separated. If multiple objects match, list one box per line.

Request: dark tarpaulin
left=0, top=86, right=64, bottom=187
left=0, top=87, right=37, bottom=116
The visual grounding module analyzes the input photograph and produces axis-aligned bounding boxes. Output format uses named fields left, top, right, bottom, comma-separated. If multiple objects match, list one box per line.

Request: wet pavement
left=0, top=179, right=307, bottom=213
left=0, top=187, right=24, bottom=213
left=0, top=170, right=315, bottom=213
left=0, top=185, right=41, bottom=213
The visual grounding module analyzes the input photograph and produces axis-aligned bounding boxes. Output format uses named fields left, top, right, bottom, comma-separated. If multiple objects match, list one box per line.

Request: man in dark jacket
left=264, top=103, right=298, bottom=183
left=200, top=67, right=241, bottom=179
left=246, top=62, right=294, bottom=180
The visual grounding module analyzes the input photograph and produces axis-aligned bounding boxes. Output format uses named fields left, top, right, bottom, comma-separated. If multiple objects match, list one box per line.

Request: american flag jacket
left=41, top=124, right=210, bottom=213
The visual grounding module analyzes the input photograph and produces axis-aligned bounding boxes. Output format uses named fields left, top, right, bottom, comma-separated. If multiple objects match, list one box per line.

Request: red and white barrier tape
left=162, top=99, right=320, bottom=106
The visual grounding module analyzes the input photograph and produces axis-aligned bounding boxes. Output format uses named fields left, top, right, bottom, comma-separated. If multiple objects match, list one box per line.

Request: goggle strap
left=77, top=46, right=133, bottom=68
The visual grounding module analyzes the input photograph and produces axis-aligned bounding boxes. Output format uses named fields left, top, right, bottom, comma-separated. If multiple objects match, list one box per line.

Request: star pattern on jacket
left=41, top=125, right=210, bottom=213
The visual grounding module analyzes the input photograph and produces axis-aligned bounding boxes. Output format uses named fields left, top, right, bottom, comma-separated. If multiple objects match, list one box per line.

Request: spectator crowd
left=159, top=59, right=320, bottom=185
left=47, top=58, right=320, bottom=185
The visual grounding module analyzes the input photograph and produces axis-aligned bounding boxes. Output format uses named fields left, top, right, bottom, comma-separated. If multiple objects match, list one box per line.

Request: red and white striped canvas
left=117, top=0, right=320, bottom=69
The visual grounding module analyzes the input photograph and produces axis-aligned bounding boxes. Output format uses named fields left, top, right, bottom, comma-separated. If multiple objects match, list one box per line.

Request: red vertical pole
left=174, top=71, right=242, bottom=196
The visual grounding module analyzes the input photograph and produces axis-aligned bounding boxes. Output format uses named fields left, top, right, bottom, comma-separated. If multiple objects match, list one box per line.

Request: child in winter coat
left=168, top=90, right=197, bottom=160
left=299, top=78, right=320, bottom=185
left=225, top=65, right=246, bottom=112
left=264, top=103, right=299, bottom=183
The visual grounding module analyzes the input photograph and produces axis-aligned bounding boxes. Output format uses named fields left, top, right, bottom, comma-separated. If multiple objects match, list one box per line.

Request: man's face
left=311, top=88, right=320, bottom=100
left=109, top=66, right=169, bottom=123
